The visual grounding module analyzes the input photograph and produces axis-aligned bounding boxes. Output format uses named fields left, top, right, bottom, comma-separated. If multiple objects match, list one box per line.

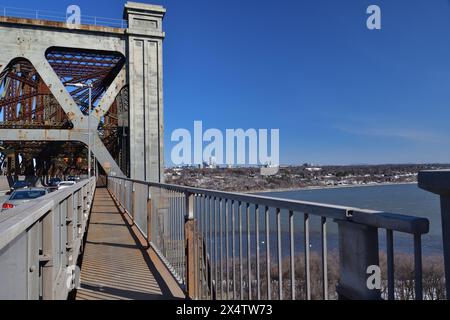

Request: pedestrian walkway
left=75, top=188, right=185, bottom=300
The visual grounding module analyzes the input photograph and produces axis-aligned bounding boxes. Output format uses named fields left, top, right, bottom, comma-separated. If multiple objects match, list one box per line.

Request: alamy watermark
left=366, top=264, right=382, bottom=290
left=367, top=4, right=381, bottom=30
left=171, top=121, right=280, bottom=175
left=66, top=5, right=81, bottom=25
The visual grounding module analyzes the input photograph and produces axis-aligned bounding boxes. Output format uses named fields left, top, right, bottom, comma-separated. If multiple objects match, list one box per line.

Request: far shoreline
left=245, top=181, right=418, bottom=194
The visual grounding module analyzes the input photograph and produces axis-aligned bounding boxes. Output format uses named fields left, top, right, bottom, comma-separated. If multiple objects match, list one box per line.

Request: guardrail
left=418, top=170, right=450, bottom=299
left=0, top=177, right=95, bottom=299
left=0, top=6, right=128, bottom=28
left=107, top=176, right=430, bottom=300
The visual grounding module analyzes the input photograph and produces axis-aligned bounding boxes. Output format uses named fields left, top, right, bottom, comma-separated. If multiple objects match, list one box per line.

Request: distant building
left=305, top=167, right=322, bottom=172
left=207, top=157, right=217, bottom=168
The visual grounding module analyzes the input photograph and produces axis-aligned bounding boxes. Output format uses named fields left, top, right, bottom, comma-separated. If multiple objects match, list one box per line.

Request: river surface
left=253, top=183, right=442, bottom=256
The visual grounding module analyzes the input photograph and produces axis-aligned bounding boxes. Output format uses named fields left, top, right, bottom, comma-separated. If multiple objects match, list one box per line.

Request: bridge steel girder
left=0, top=129, right=124, bottom=177
left=93, top=66, right=127, bottom=126
left=0, top=23, right=126, bottom=128
left=0, top=2, right=166, bottom=182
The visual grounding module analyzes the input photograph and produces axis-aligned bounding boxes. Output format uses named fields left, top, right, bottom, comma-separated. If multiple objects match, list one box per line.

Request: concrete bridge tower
left=124, top=2, right=165, bottom=182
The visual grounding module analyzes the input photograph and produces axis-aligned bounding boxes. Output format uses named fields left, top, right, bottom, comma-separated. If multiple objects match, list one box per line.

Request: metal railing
left=418, top=170, right=450, bottom=299
left=107, top=176, right=430, bottom=300
left=108, top=177, right=186, bottom=284
left=0, top=6, right=128, bottom=28
left=0, top=177, right=95, bottom=299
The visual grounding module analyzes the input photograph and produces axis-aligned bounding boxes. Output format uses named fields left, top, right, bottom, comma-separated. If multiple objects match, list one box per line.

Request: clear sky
left=2, top=0, right=450, bottom=165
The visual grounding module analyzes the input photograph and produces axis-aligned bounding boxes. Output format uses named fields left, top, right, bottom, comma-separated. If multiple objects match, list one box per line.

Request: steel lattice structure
left=0, top=50, right=127, bottom=176
left=46, top=48, right=125, bottom=115
left=0, top=58, right=68, bottom=128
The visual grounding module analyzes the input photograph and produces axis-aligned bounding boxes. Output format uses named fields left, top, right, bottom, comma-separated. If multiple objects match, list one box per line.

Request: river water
left=256, top=183, right=442, bottom=256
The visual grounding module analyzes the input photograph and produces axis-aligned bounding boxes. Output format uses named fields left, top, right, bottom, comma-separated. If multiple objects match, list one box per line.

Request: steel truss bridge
left=0, top=1, right=163, bottom=182
left=0, top=2, right=450, bottom=301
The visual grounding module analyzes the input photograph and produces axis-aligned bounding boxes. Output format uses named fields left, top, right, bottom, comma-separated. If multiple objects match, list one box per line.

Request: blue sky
left=2, top=0, right=450, bottom=165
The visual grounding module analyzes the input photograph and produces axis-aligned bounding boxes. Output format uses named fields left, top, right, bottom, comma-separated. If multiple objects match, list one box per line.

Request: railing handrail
left=0, top=6, right=128, bottom=28
left=0, top=178, right=94, bottom=251
left=109, top=176, right=429, bottom=235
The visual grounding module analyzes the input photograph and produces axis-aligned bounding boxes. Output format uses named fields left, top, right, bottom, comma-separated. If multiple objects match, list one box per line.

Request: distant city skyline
left=1, top=0, right=450, bottom=166
left=164, top=162, right=450, bottom=169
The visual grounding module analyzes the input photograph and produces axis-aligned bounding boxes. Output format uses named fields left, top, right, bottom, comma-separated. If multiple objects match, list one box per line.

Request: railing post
left=125, top=182, right=129, bottom=213
left=119, top=180, right=123, bottom=205
left=27, top=222, right=40, bottom=299
left=147, top=188, right=152, bottom=246
left=131, top=182, right=136, bottom=220
left=83, top=184, right=89, bottom=229
left=185, top=192, right=198, bottom=299
left=335, top=219, right=381, bottom=300
left=418, top=170, right=450, bottom=299
left=66, top=194, right=74, bottom=263
left=41, top=210, right=55, bottom=300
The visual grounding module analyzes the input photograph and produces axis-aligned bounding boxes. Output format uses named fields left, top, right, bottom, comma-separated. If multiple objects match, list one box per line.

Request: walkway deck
left=75, top=188, right=185, bottom=300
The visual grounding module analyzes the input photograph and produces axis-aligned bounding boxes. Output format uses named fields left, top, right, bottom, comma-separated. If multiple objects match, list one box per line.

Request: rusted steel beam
left=4, top=72, right=39, bottom=88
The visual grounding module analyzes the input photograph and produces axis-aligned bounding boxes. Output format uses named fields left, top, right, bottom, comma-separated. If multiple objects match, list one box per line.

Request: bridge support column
left=335, top=220, right=381, bottom=300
